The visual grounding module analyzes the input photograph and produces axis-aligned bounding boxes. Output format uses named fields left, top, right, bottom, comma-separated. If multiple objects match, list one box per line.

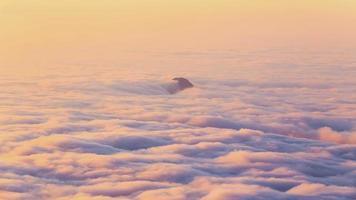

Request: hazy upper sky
left=1, top=0, right=356, bottom=70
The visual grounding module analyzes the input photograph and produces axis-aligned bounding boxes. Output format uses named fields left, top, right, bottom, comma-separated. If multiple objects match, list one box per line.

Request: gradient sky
left=1, top=0, right=356, bottom=69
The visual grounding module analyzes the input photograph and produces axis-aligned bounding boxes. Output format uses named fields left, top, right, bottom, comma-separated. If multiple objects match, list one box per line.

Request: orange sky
left=1, top=0, right=356, bottom=69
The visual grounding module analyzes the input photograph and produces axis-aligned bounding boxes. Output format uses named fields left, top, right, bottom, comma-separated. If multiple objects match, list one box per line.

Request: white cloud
left=0, top=55, right=355, bottom=199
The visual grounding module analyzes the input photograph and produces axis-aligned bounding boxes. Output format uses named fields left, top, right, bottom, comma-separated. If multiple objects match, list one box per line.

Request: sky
left=0, top=1, right=355, bottom=199
left=1, top=0, right=356, bottom=71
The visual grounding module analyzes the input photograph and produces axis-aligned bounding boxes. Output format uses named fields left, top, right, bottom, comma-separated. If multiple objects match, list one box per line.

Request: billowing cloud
left=0, top=57, right=355, bottom=199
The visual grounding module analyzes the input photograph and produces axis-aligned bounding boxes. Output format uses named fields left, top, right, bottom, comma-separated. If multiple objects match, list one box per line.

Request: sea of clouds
left=0, top=50, right=355, bottom=199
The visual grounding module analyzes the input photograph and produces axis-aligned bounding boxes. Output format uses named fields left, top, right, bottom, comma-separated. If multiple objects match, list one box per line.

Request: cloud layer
left=0, top=56, right=355, bottom=199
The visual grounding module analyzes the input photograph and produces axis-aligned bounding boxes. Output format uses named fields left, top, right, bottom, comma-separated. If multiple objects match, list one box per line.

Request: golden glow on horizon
left=1, top=0, right=356, bottom=68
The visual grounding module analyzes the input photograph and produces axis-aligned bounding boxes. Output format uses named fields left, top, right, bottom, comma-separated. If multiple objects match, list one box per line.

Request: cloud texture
left=0, top=51, right=355, bottom=199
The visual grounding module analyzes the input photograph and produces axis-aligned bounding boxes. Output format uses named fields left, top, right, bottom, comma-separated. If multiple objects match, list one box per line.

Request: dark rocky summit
left=173, top=77, right=194, bottom=90
left=165, top=77, right=194, bottom=94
